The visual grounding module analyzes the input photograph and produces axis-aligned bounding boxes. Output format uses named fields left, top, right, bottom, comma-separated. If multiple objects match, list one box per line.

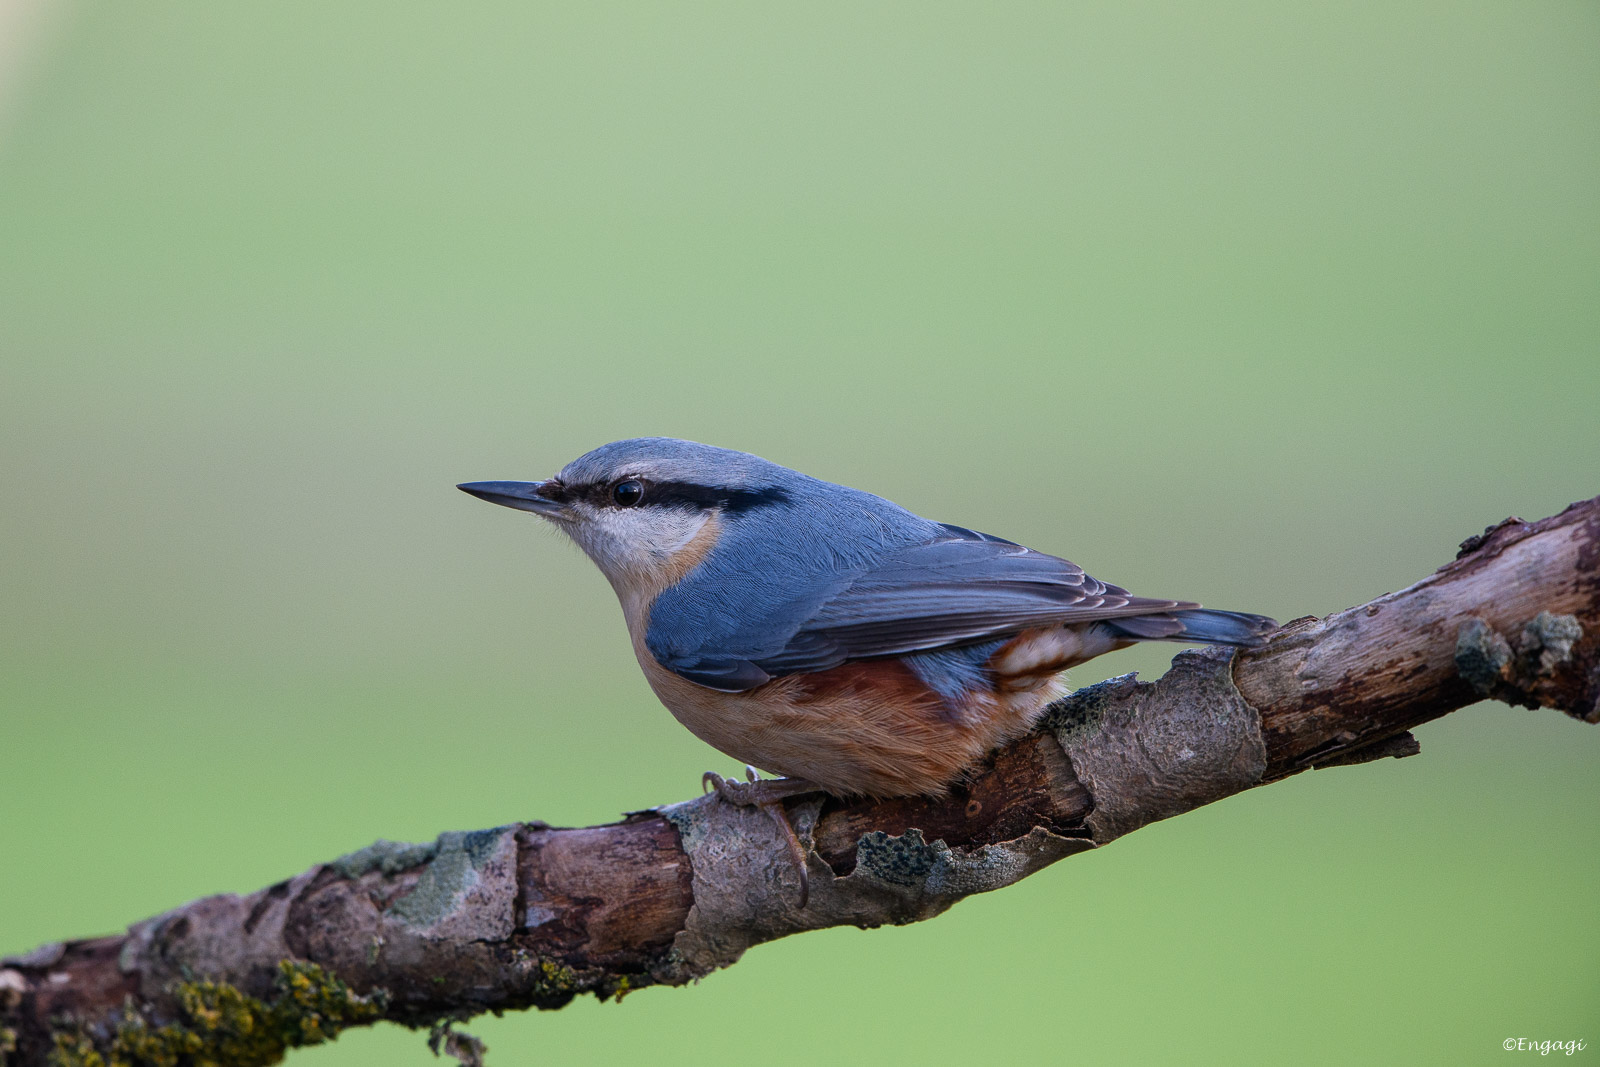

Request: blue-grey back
left=644, top=465, right=948, bottom=683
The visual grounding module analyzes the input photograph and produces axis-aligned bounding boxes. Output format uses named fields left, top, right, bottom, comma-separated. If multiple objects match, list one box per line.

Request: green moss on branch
left=46, top=961, right=383, bottom=1067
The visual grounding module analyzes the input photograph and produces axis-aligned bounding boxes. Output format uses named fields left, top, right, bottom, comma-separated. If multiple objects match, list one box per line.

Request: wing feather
left=651, top=527, right=1194, bottom=691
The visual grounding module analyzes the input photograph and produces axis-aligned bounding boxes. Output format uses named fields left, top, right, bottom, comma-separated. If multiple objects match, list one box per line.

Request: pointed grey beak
left=457, top=480, right=570, bottom=518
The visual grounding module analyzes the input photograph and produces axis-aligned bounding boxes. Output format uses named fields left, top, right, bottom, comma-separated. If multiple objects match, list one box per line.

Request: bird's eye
left=612, top=479, right=644, bottom=507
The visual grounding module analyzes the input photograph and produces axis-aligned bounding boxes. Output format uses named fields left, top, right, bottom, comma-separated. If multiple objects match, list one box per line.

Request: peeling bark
left=4, top=495, right=1598, bottom=1067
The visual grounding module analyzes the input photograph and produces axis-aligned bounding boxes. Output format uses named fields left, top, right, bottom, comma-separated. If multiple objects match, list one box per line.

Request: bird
left=459, top=438, right=1275, bottom=904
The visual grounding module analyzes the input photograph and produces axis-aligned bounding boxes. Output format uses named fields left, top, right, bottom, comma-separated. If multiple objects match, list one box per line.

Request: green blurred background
left=2, top=2, right=1596, bottom=1063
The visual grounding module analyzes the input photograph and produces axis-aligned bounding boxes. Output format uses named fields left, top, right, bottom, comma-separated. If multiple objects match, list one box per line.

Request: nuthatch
left=461, top=438, right=1274, bottom=904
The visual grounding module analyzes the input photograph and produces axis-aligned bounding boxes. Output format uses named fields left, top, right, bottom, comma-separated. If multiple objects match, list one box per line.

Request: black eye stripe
left=649, top=481, right=792, bottom=513
left=568, top=478, right=791, bottom=513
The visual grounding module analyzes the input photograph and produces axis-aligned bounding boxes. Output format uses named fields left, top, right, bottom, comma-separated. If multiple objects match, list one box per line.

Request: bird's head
left=459, top=437, right=796, bottom=600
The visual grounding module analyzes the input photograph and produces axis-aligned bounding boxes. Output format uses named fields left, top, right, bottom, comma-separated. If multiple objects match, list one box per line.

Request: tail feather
left=1103, top=608, right=1276, bottom=648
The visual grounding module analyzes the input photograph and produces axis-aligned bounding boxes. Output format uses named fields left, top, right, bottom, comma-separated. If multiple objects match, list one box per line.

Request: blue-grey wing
left=647, top=524, right=1190, bottom=691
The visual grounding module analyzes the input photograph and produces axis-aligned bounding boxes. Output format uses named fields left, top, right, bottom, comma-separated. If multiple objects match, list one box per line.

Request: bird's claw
left=701, top=770, right=760, bottom=806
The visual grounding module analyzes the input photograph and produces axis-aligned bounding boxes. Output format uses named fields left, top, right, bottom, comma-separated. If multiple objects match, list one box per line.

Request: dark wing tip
left=1172, top=608, right=1278, bottom=646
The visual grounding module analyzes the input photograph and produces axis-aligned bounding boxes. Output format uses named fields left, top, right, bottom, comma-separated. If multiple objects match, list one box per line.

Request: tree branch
left=5, top=497, right=1598, bottom=1067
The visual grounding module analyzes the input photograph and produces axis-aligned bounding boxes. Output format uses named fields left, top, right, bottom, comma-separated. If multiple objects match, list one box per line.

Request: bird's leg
left=701, top=766, right=821, bottom=908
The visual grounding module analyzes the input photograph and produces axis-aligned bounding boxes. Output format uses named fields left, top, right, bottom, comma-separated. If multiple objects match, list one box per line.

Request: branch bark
left=5, top=497, right=1598, bottom=1067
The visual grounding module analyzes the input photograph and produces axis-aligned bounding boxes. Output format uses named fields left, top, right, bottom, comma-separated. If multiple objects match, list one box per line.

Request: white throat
left=562, top=505, right=715, bottom=620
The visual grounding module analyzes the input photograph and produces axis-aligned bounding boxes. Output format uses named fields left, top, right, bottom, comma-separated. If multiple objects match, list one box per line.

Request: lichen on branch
left=45, top=961, right=381, bottom=1067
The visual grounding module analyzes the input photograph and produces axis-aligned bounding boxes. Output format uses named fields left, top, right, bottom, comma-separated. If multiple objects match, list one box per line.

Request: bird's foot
left=701, top=765, right=821, bottom=806
left=702, top=767, right=821, bottom=908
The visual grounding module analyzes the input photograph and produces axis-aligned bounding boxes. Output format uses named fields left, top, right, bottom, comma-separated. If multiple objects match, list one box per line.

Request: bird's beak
left=457, top=480, right=571, bottom=519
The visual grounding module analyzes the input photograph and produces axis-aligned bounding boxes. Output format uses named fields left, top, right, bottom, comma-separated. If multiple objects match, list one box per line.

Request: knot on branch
left=656, top=796, right=1089, bottom=982
left=1455, top=612, right=1597, bottom=722
left=1455, top=515, right=1527, bottom=558
left=1044, top=647, right=1267, bottom=840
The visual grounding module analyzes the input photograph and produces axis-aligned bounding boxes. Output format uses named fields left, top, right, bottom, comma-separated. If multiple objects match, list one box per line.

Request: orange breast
left=635, top=644, right=1061, bottom=798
